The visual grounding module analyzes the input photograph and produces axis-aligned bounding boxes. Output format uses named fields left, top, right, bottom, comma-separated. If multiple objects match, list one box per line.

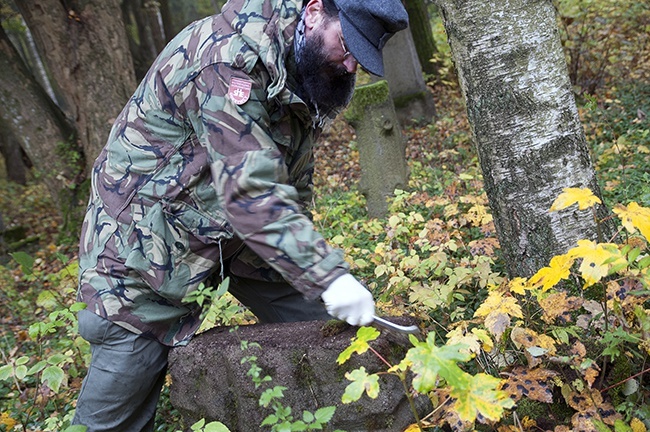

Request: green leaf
left=37, top=290, right=59, bottom=310
left=450, top=373, right=514, bottom=423
left=592, top=419, right=612, bottom=432
left=47, top=353, right=68, bottom=365
left=289, top=420, right=308, bottom=431
left=61, top=426, right=88, bottom=432
left=302, top=411, right=314, bottom=423
left=404, top=334, right=472, bottom=392
left=261, top=415, right=278, bottom=427
left=0, top=364, right=14, bottom=380
left=337, top=326, right=380, bottom=365
left=15, top=356, right=30, bottom=366
left=191, top=419, right=206, bottom=430
left=204, top=421, right=231, bottom=432
left=313, top=406, right=336, bottom=424
left=70, top=302, right=87, bottom=312
left=42, top=365, right=65, bottom=393
left=259, top=386, right=286, bottom=408
left=27, top=360, right=47, bottom=376
left=15, top=364, right=27, bottom=380
left=613, top=419, right=633, bottom=432
left=10, top=251, right=34, bottom=275
left=342, top=367, right=380, bottom=403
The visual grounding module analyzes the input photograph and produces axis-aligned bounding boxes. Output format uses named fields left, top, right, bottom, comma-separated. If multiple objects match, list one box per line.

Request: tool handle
left=372, top=315, right=419, bottom=334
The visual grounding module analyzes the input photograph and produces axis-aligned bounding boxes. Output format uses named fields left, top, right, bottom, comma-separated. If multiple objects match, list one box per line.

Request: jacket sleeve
left=183, top=62, right=349, bottom=299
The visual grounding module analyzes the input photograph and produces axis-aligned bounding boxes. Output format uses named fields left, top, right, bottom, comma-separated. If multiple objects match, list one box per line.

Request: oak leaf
left=550, top=187, right=601, bottom=211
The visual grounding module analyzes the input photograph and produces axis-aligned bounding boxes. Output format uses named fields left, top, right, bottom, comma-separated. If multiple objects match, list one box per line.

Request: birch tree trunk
left=15, top=0, right=136, bottom=173
left=434, top=0, right=614, bottom=277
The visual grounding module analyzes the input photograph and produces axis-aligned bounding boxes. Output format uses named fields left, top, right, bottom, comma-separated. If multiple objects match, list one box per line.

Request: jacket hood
left=221, top=0, right=304, bottom=100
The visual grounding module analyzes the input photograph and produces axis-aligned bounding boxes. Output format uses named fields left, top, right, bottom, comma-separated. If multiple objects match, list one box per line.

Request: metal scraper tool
left=372, top=315, right=419, bottom=334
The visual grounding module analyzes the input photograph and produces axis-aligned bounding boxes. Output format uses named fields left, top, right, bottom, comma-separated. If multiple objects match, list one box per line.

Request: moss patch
left=344, top=80, right=391, bottom=124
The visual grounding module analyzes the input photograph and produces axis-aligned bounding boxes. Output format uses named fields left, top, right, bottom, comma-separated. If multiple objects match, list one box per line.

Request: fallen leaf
left=500, top=366, right=557, bottom=403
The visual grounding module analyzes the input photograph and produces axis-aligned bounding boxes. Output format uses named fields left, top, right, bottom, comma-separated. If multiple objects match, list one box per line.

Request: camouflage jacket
left=78, top=0, right=349, bottom=346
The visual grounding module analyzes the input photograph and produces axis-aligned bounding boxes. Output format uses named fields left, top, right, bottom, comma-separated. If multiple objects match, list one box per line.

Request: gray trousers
left=73, top=276, right=330, bottom=432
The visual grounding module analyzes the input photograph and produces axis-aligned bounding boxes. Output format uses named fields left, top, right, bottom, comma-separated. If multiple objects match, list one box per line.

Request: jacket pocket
left=124, top=199, right=233, bottom=301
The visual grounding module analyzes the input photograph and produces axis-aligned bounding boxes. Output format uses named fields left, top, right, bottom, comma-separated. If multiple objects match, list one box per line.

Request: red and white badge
left=228, top=77, right=252, bottom=105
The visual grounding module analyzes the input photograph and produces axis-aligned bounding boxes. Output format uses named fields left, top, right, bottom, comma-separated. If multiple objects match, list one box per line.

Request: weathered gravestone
left=169, top=319, right=430, bottom=431
left=344, top=81, right=409, bottom=218
left=380, top=25, right=436, bottom=126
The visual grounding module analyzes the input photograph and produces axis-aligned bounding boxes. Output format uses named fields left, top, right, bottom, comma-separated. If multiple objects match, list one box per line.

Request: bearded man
left=73, top=0, right=408, bottom=429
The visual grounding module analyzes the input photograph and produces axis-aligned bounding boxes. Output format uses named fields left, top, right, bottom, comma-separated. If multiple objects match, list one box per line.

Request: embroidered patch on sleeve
left=228, top=77, right=252, bottom=105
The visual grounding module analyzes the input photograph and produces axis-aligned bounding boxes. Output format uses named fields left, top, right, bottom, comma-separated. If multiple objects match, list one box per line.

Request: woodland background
left=0, top=0, right=649, bottom=431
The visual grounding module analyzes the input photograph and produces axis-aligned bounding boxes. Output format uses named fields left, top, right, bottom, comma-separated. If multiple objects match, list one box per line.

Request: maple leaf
left=500, top=366, right=557, bottom=403
left=404, top=333, right=472, bottom=392
left=337, top=326, right=380, bottom=365
left=446, top=327, right=494, bottom=354
left=550, top=187, right=601, bottom=211
left=613, top=202, right=650, bottom=241
left=567, top=240, right=627, bottom=287
left=474, top=291, right=522, bottom=339
left=474, top=291, right=523, bottom=319
left=538, top=292, right=584, bottom=324
left=529, top=254, right=575, bottom=291
left=508, top=277, right=530, bottom=295
left=510, top=327, right=557, bottom=368
left=450, top=373, right=515, bottom=422
left=342, top=366, right=380, bottom=403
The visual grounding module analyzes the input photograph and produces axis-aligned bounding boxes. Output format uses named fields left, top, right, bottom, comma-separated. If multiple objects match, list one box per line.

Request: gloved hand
left=321, top=274, right=375, bottom=326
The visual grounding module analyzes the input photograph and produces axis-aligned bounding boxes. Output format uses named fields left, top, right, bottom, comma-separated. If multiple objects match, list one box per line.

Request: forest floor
left=0, top=80, right=649, bottom=431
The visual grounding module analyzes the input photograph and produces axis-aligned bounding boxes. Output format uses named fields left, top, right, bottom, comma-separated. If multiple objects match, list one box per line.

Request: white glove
left=321, top=274, right=375, bottom=326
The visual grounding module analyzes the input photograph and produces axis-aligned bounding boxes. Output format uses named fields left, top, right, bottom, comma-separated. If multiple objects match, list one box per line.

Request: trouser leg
left=72, top=310, right=170, bottom=432
left=227, top=276, right=331, bottom=323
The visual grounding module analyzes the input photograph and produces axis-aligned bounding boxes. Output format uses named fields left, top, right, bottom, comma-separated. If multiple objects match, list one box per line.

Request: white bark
left=435, top=0, right=613, bottom=277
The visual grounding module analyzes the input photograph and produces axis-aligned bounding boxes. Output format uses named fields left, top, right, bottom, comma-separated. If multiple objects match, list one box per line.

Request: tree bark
left=435, top=0, right=614, bottom=277
left=404, top=0, right=439, bottom=76
left=0, top=122, right=29, bottom=185
left=0, top=25, right=75, bottom=203
left=15, top=0, right=137, bottom=173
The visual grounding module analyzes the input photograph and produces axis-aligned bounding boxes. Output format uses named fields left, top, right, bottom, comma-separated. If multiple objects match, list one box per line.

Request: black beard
left=295, top=31, right=356, bottom=115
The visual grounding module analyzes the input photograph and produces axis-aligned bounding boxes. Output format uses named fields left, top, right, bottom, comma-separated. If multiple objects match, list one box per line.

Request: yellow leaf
left=451, top=373, right=515, bottom=422
left=613, top=202, right=650, bottom=241
left=538, top=292, right=583, bottom=324
left=567, top=240, right=627, bottom=287
left=474, top=291, right=523, bottom=319
left=631, top=417, right=647, bottom=432
left=529, top=254, right=575, bottom=291
left=550, top=187, right=601, bottom=211
left=403, top=424, right=422, bottom=432
left=472, top=328, right=494, bottom=353
left=508, top=277, right=529, bottom=295
left=446, top=327, right=482, bottom=354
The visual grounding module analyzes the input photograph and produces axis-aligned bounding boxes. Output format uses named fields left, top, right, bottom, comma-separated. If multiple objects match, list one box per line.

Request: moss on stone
left=344, top=80, right=391, bottom=125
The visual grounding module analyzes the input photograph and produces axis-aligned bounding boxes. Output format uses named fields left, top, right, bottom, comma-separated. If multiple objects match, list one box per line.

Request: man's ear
left=303, top=0, right=325, bottom=31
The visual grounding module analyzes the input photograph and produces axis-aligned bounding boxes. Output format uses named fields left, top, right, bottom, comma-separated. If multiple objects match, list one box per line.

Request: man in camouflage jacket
left=73, top=0, right=408, bottom=429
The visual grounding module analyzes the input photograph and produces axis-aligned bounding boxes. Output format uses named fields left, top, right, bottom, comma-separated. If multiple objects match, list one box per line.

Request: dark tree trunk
left=0, top=123, right=29, bottom=185
left=404, top=0, right=439, bottom=76
left=158, top=0, right=175, bottom=42
left=0, top=25, right=75, bottom=205
left=15, top=0, right=137, bottom=173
